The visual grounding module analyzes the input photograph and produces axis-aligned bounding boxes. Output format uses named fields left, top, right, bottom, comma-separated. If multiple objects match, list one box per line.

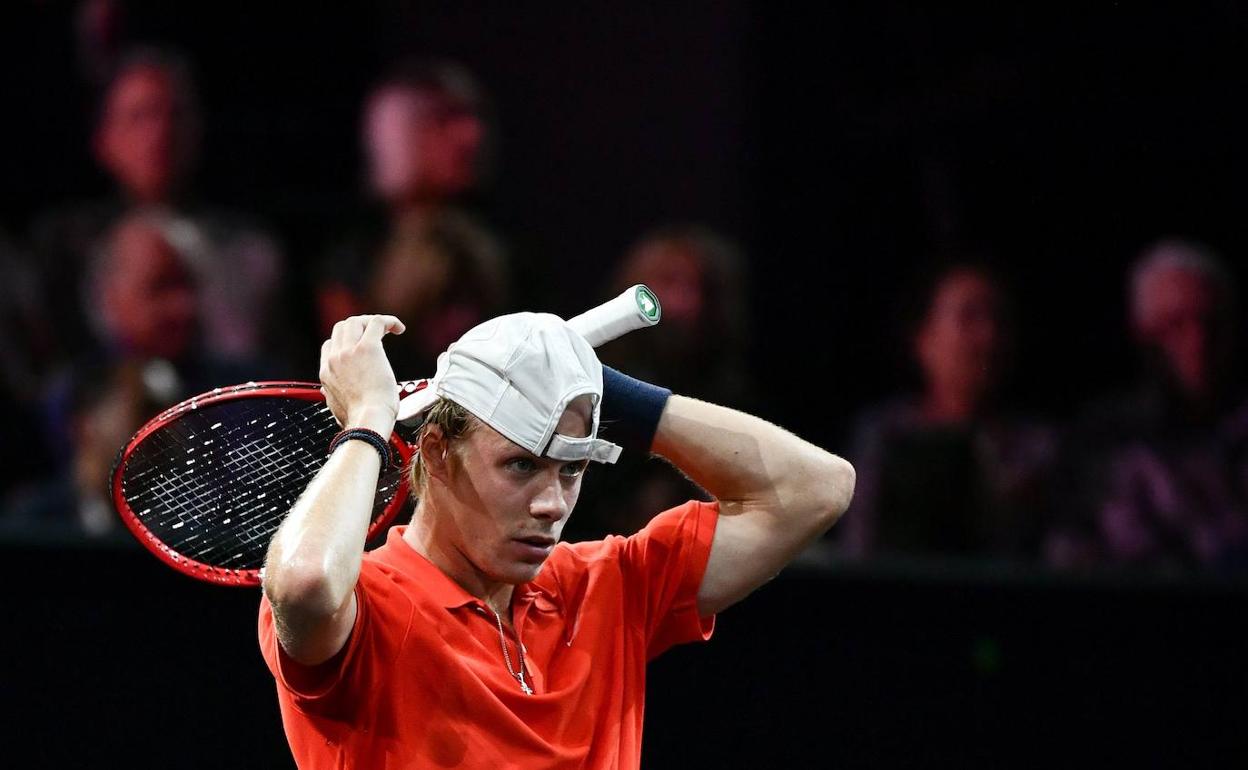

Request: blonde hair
left=407, top=398, right=478, bottom=495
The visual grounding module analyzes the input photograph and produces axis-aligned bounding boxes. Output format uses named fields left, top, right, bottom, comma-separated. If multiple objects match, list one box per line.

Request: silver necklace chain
left=489, top=607, right=533, bottom=695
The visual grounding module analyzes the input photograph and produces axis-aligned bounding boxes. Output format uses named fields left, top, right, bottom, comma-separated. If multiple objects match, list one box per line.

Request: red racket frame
left=111, top=381, right=417, bottom=587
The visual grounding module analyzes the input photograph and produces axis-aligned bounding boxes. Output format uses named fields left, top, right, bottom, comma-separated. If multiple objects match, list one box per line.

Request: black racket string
left=120, top=396, right=406, bottom=570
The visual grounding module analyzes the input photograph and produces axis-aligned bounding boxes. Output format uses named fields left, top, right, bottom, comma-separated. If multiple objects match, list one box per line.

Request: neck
left=921, top=383, right=982, bottom=424
left=404, top=498, right=515, bottom=620
left=124, top=179, right=179, bottom=208
left=391, top=198, right=442, bottom=224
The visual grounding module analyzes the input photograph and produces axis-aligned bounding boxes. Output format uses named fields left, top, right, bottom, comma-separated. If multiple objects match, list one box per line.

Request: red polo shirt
left=258, top=500, right=719, bottom=769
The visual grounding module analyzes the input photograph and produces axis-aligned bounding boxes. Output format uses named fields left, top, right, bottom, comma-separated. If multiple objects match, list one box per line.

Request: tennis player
left=259, top=311, right=855, bottom=768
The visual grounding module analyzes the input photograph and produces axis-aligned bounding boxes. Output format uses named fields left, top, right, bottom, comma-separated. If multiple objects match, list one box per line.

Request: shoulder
left=553, top=501, right=719, bottom=579
left=359, top=541, right=421, bottom=595
left=532, top=535, right=629, bottom=596
left=529, top=503, right=719, bottom=644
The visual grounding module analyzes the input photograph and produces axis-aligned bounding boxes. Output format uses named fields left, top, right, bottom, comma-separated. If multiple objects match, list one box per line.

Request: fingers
left=321, top=314, right=404, bottom=387
left=329, top=314, right=405, bottom=353
left=318, top=338, right=332, bottom=381
left=328, top=317, right=358, bottom=355
left=319, top=314, right=403, bottom=430
left=361, top=314, right=406, bottom=344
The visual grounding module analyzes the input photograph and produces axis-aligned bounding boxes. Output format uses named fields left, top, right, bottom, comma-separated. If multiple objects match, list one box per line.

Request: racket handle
left=566, top=284, right=662, bottom=348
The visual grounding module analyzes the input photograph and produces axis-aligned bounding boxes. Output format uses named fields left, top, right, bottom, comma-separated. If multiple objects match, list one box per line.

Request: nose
left=528, top=473, right=570, bottom=523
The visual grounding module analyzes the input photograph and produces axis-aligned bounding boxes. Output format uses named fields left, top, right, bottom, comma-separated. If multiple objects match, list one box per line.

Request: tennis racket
left=110, top=285, right=662, bottom=586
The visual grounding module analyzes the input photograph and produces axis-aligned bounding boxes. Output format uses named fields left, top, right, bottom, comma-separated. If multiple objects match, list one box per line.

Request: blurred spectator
left=88, top=212, right=199, bottom=360
left=1048, top=239, right=1248, bottom=572
left=29, top=45, right=288, bottom=368
left=567, top=226, right=752, bottom=540
left=601, top=225, right=751, bottom=406
left=839, top=263, right=1056, bottom=560
left=318, top=60, right=507, bottom=379
left=2, top=213, right=262, bottom=538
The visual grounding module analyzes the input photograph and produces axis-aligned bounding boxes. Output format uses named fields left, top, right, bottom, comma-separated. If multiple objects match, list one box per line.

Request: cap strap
left=546, top=433, right=622, bottom=464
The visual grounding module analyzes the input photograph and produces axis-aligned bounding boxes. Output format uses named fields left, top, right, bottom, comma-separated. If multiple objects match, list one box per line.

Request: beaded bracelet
left=328, top=428, right=392, bottom=468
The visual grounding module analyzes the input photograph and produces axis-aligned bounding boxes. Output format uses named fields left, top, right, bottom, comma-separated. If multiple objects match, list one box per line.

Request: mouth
left=514, top=534, right=556, bottom=548
left=510, top=535, right=556, bottom=562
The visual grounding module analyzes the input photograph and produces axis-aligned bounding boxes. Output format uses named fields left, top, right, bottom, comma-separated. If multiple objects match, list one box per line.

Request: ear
left=420, top=424, right=453, bottom=485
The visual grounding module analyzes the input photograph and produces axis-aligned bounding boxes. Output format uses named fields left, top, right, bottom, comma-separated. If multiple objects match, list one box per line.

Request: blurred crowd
left=0, top=42, right=745, bottom=548
left=3, top=32, right=1248, bottom=580
left=838, top=243, right=1248, bottom=575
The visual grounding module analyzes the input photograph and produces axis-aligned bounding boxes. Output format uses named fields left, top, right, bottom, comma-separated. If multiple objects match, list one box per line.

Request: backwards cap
left=398, top=312, right=621, bottom=464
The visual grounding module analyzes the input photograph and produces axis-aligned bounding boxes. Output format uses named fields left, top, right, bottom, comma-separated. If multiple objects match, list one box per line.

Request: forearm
left=263, top=410, right=392, bottom=616
left=651, top=396, right=854, bottom=532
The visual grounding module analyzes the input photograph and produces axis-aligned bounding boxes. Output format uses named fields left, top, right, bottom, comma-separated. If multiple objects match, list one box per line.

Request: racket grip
left=566, top=284, right=662, bottom=348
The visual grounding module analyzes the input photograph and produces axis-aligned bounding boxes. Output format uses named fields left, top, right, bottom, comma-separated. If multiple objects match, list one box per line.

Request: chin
left=489, top=557, right=547, bottom=586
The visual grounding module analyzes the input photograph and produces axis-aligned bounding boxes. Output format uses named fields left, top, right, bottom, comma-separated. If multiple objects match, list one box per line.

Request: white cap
left=397, top=312, right=622, bottom=464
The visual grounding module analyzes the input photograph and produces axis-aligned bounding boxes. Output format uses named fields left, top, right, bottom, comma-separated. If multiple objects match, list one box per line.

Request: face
left=102, top=222, right=198, bottom=359
left=95, top=65, right=195, bottom=202
left=364, top=87, right=483, bottom=203
left=915, top=270, right=1005, bottom=403
left=623, top=239, right=707, bottom=330
left=432, top=396, right=593, bottom=585
left=1136, top=266, right=1226, bottom=399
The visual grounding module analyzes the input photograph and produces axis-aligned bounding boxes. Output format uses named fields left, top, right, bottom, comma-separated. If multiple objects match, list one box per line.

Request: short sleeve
left=257, top=563, right=413, bottom=717
left=618, top=500, right=720, bottom=659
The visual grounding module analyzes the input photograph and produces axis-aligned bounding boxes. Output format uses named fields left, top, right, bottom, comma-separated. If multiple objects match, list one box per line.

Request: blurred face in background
left=364, top=86, right=484, bottom=204
left=1134, top=265, right=1228, bottom=401
left=914, top=269, right=1006, bottom=414
left=101, top=220, right=198, bottom=360
left=620, top=238, right=707, bottom=332
left=94, top=64, right=197, bottom=203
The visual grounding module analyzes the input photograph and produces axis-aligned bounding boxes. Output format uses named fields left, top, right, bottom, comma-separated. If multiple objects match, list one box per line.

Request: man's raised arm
left=262, top=314, right=405, bottom=666
left=649, top=395, right=855, bottom=617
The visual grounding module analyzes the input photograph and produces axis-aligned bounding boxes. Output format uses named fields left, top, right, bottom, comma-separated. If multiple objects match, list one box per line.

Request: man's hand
left=319, top=314, right=406, bottom=434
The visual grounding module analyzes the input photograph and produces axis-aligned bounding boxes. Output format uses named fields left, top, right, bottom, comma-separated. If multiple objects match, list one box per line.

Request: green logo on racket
left=635, top=285, right=661, bottom=322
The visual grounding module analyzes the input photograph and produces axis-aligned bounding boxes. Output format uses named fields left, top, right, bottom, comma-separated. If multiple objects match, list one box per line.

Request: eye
left=505, top=457, right=537, bottom=474
left=560, top=461, right=588, bottom=479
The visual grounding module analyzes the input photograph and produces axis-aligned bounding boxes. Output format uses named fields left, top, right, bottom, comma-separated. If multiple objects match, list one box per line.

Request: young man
left=259, top=312, right=855, bottom=768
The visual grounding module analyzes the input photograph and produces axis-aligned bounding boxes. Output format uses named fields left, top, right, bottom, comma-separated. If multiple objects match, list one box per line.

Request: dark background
left=4, top=2, right=1248, bottom=767
left=7, top=543, right=1246, bottom=767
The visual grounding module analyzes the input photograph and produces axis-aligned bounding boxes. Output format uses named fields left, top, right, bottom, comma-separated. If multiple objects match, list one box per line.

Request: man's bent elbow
left=263, top=556, right=347, bottom=620
left=817, top=455, right=856, bottom=529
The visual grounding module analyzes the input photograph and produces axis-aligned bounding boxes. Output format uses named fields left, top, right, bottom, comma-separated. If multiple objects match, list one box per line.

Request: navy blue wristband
left=599, top=365, right=672, bottom=453
left=328, top=428, right=392, bottom=468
